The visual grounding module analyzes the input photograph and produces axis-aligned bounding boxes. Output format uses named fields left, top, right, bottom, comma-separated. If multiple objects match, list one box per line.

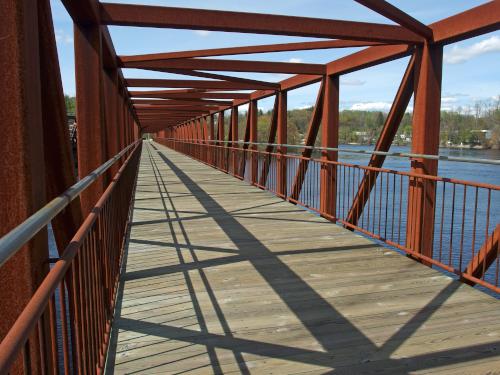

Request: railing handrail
left=0, top=141, right=141, bottom=268
left=161, top=138, right=500, bottom=166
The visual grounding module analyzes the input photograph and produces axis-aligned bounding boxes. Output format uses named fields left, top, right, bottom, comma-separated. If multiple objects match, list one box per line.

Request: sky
left=50, top=0, right=500, bottom=112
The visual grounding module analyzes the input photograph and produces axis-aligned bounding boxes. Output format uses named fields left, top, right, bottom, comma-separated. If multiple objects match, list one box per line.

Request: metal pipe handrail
left=0, top=141, right=140, bottom=268
left=163, top=138, right=500, bottom=166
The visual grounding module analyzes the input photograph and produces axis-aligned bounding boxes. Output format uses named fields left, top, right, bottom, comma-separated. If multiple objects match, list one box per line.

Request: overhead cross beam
left=132, top=99, right=234, bottom=106
left=129, top=91, right=251, bottom=100
left=122, top=58, right=326, bottom=75
left=100, top=3, right=424, bottom=43
left=119, top=40, right=384, bottom=62
left=430, top=1, right=500, bottom=44
left=151, top=69, right=280, bottom=90
left=126, top=79, right=272, bottom=91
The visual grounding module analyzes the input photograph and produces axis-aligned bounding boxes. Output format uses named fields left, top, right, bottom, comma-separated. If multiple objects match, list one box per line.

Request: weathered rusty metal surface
left=100, top=2, right=423, bottom=42
left=0, top=1, right=49, bottom=373
left=38, top=0, right=83, bottom=254
left=406, top=44, right=443, bottom=261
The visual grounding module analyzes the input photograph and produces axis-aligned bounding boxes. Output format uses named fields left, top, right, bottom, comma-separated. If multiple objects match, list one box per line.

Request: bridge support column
left=320, top=75, right=339, bottom=220
left=277, top=91, right=288, bottom=198
left=249, top=100, right=258, bottom=184
left=406, top=44, right=443, bottom=262
left=0, top=1, right=50, bottom=373
left=74, top=18, right=107, bottom=215
left=104, top=68, right=121, bottom=176
left=217, top=112, right=225, bottom=169
left=231, top=107, right=239, bottom=174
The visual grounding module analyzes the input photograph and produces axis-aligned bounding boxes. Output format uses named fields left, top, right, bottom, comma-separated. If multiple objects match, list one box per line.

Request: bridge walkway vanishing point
left=106, top=142, right=500, bottom=374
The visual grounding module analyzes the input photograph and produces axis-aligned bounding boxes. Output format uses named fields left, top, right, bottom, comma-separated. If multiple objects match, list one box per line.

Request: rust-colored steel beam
left=249, top=100, right=258, bottom=184
left=346, top=53, right=416, bottom=227
left=39, top=0, right=83, bottom=254
left=137, top=114, right=210, bottom=119
left=126, top=79, right=270, bottom=90
left=130, top=88, right=208, bottom=94
left=430, top=1, right=500, bottom=44
left=276, top=92, right=288, bottom=198
left=209, top=114, right=215, bottom=141
left=158, top=69, right=281, bottom=89
left=132, top=99, right=233, bottom=106
left=355, top=0, right=433, bottom=39
left=238, top=103, right=252, bottom=177
left=100, top=3, right=423, bottom=43
left=406, top=44, right=443, bottom=262
left=327, top=44, right=413, bottom=75
left=134, top=105, right=221, bottom=111
left=61, top=0, right=99, bottom=25
left=217, top=111, right=225, bottom=144
left=61, top=0, right=139, bottom=127
left=202, top=116, right=209, bottom=143
left=120, top=40, right=383, bottom=62
left=290, top=80, right=325, bottom=201
left=104, top=68, right=121, bottom=177
left=129, top=91, right=251, bottom=100
left=319, top=75, right=339, bottom=219
left=464, top=224, right=500, bottom=285
left=139, top=115, right=201, bottom=119
left=230, top=107, right=239, bottom=145
left=1, top=1, right=50, bottom=373
left=122, top=58, right=326, bottom=75
left=259, top=95, right=280, bottom=187
left=74, top=21, right=108, bottom=216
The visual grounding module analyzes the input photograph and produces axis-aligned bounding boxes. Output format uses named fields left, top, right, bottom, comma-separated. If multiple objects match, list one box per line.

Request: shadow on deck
left=105, top=142, right=500, bottom=374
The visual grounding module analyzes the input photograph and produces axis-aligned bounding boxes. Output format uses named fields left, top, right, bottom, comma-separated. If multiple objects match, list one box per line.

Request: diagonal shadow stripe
left=153, top=144, right=377, bottom=354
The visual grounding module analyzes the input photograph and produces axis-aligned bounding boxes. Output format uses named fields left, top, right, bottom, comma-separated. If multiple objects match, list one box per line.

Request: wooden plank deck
left=105, top=142, right=500, bottom=374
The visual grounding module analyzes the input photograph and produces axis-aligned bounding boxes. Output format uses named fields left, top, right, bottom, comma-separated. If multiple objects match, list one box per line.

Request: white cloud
left=441, top=97, right=457, bottom=103
left=350, top=102, right=392, bottom=111
left=341, top=78, right=366, bottom=86
left=444, top=36, right=500, bottom=64
left=55, top=29, right=73, bottom=45
left=298, top=103, right=313, bottom=109
left=288, top=57, right=303, bottom=63
left=193, top=30, right=212, bottom=37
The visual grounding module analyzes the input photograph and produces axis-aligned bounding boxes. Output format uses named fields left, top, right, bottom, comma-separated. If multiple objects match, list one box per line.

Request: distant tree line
left=241, top=96, right=500, bottom=149
left=64, top=95, right=500, bottom=148
left=65, top=95, right=76, bottom=115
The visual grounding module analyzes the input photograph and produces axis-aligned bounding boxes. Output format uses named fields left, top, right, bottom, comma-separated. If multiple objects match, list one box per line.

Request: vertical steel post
left=249, top=100, right=258, bottom=184
left=406, top=44, right=443, bottom=262
left=74, top=16, right=107, bottom=216
left=0, top=1, right=49, bottom=373
left=209, top=114, right=215, bottom=165
left=277, top=91, right=288, bottom=198
left=258, top=95, right=279, bottom=187
left=38, top=0, right=83, bottom=254
left=320, top=75, right=339, bottom=219
left=231, top=107, right=239, bottom=173
left=103, top=68, right=120, bottom=176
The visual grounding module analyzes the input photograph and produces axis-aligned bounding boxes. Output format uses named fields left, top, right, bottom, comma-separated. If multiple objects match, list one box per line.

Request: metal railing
left=157, top=139, right=500, bottom=294
left=0, top=142, right=137, bottom=268
left=173, top=139, right=500, bottom=166
left=0, top=141, right=142, bottom=374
